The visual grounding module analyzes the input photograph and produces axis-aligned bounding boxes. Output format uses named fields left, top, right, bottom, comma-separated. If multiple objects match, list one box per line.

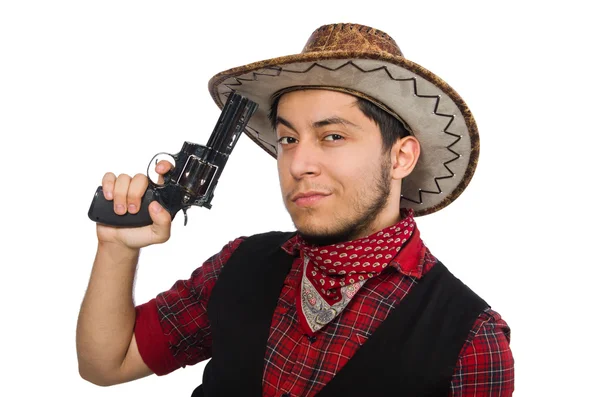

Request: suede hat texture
left=208, top=23, right=479, bottom=216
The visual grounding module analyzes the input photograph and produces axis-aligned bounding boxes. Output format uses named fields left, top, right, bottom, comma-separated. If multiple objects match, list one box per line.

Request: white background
left=1, top=1, right=598, bottom=395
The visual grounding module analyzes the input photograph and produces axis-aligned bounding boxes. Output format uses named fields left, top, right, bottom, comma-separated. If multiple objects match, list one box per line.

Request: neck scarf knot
left=294, top=209, right=417, bottom=334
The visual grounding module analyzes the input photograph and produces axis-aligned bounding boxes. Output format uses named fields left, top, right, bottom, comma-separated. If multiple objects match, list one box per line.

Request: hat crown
left=302, top=23, right=403, bottom=57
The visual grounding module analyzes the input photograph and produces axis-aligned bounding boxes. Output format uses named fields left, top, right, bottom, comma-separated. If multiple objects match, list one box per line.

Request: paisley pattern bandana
left=293, top=209, right=417, bottom=334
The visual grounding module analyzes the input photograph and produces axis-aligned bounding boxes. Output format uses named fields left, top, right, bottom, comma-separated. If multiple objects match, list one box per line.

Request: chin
left=299, top=229, right=354, bottom=246
left=294, top=219, right=354, bottom=246
left=293, top=218, right=324, bottom=236
left=295, top=222, right=329, bottom=237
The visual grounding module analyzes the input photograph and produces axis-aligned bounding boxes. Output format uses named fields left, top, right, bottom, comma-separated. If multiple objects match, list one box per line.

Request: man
left=77, top=23, right=514, bottom=396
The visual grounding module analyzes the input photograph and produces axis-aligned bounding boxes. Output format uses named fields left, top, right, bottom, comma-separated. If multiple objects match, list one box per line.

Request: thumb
left=148, top=201, right=172, bottom=244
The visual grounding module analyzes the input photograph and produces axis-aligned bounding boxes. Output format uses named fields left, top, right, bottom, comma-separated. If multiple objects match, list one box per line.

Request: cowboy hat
left=208, top=23, right=479, bottom=216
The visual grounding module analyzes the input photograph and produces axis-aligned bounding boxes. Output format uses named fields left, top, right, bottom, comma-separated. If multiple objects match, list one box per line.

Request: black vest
left=193, top=231, right=488, bottom=397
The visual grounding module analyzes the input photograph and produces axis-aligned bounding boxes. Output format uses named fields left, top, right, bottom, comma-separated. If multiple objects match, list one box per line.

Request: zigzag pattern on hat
left=223, top=61, right=463, bottom=205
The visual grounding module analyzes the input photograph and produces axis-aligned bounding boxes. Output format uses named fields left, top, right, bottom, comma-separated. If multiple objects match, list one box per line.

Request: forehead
left=276, top=89, right=360, bottom=116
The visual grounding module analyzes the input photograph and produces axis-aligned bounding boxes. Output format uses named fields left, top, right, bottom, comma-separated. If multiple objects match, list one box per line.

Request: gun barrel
left=206, top=92, right=257, bottom=156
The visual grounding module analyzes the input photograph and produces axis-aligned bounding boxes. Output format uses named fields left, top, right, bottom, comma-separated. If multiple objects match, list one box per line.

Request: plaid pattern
left=135, top=235, right=514, bottom=396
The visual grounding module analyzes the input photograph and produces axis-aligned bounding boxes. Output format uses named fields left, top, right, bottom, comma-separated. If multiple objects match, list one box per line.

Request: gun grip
left=88, top=186, right=155, bottom=227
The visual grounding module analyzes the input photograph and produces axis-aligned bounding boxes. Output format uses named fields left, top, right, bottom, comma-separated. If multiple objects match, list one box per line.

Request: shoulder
left=238, top=231, right=297, bottom=245
left=190, top=231, right=296, bottom=278
left=459, top=308, right=512, bottom=362
left=157, top=236, right=248, bottom=304
left=469, top=308, right=511, bottom=340
left=450, top=308, right=515, bottom=395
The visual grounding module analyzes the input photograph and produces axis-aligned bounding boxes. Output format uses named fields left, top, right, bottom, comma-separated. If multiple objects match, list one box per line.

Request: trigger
left=183, top=208, right=188, bottom=226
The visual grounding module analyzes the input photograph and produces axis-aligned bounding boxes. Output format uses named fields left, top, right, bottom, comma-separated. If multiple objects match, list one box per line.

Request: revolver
left=88, top=91, right=258, bottom=227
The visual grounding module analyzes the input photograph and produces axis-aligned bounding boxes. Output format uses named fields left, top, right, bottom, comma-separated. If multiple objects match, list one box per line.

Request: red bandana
left=291, top=209, right=417, bottom=334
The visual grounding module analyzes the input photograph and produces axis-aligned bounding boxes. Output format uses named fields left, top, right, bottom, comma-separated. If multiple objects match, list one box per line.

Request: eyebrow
left=275, top=116, right=361, bottom=132
left=275, top=116, right=296, bottom=132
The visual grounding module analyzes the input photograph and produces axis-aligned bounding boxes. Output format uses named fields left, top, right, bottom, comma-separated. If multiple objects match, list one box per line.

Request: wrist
left=96, top=241, right=140, bottom=264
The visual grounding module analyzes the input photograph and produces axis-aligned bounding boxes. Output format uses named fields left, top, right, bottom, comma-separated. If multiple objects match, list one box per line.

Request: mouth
left=291, top=191, right=332, bottom=207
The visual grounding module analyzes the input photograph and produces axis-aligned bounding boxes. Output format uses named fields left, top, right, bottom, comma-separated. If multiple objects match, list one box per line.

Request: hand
left=96, top=160, right=174, bottom=250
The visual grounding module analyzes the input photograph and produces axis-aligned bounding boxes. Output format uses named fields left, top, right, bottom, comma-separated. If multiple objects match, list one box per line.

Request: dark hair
left=268, top=93, right=411, bottom=153
left=355, top=97, right=411, bottom=152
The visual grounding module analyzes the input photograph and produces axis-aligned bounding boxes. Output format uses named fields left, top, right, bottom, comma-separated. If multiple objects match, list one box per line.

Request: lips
left=291, top=191, right=331, bottom=207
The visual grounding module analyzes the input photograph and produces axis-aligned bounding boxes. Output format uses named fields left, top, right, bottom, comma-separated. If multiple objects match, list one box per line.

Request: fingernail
left=116, top=204, right=125, bottom=213
left=128, top=204, right=136, bottom=212
left=106, top=191, right=113, bottom=200
left=156, top=164, right=164, bottom=172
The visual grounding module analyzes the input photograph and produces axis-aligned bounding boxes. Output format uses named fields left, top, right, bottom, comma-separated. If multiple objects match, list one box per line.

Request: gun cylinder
left=177, top=155, right=218, bottom=197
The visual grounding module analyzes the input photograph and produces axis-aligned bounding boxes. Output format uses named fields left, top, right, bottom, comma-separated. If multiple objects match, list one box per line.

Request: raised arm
left=77, top=163, right=172, bottom=386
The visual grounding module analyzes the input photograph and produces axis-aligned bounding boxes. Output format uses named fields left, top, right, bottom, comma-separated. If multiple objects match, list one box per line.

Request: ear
left=390, top=136, right=420, bottom=180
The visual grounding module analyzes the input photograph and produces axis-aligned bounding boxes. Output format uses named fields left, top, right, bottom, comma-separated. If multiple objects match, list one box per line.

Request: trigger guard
left=147, top=152, right=176, bottom=188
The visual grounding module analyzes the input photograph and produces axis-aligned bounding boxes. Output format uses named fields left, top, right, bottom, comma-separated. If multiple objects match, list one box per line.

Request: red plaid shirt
left=135, top=234, right=514, bottom=396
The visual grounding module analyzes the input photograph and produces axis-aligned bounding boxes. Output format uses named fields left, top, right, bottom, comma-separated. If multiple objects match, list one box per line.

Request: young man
left=77, top=23, right=514, bottom=396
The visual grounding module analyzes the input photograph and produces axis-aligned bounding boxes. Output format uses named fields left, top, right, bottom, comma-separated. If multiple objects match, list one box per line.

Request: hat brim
left=208, top=51, right=479, bottom=217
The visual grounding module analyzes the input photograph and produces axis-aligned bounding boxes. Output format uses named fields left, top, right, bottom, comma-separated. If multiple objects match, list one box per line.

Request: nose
left=288, top=140, right=321, bottom=180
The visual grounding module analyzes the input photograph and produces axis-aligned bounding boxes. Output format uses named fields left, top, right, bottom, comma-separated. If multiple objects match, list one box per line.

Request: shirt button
left=282, top=394, right=291, bottom=397
left=308, top=335, right=317, bottom=343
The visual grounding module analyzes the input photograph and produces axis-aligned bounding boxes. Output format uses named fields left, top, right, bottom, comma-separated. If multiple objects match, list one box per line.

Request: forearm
left=76, top=241, right=140, bottom=384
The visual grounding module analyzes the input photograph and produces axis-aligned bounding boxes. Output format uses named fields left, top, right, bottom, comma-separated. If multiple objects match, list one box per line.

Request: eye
left=277, top=136, right=298, bottom=145
left=324, top=134, right=344, bottom=141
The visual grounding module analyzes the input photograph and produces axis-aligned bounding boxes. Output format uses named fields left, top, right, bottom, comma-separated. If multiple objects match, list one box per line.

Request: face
left=275, top=89, right=399, bottom=245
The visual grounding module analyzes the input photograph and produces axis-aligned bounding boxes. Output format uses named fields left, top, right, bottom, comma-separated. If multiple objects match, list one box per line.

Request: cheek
left=327, top=154, right=378, bottom=191
left=276, top=158, right=294, bottom=195
left=276, top=157, right=288, bottom=178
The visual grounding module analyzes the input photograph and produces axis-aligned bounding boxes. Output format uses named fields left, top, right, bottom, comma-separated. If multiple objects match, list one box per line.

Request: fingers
left=98, top=171, right=172, bottom=248
left=103, top=173, right=148, bottom=215
left=113, top=174, right=132, bottom=215
left=155, top=160, right=173, bottom=175
left=127, top=174, right=149, bottom=214
left=148, top=201, right=172, bottom=244
left=155, top=160, right=173, bottom=185
left=102, top=172, right=116, bottom=200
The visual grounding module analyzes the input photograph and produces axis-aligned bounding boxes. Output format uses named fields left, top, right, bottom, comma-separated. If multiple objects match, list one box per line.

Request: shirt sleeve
left=449, top=308, right=515, bottom=396
left=134, top=237, right=246, bottom=376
